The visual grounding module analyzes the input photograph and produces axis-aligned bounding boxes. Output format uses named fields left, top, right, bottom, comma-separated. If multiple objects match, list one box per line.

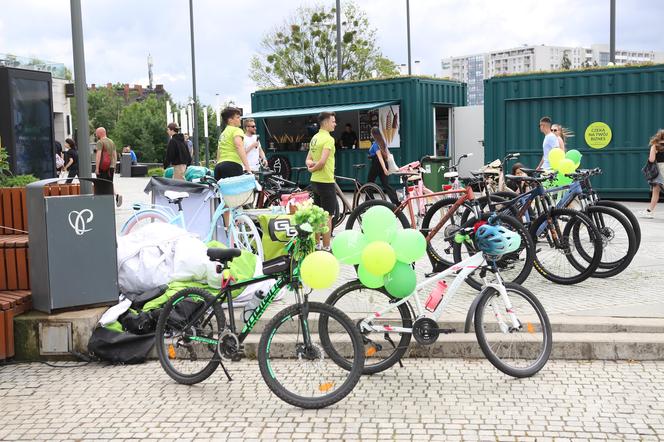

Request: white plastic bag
left=387, top=154, right=399, bottom=173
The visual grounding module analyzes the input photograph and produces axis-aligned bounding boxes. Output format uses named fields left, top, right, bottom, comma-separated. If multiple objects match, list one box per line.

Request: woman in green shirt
left=215, top=107, right=252, bottom=181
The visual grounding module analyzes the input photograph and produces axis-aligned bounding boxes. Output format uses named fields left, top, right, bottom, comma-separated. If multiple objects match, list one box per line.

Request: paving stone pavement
left=1, top=359, right=663, bottom=441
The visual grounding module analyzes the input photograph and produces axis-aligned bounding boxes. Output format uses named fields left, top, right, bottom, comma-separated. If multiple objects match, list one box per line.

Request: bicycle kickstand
left=219, top=359, right=233, bottom=382
left=384, top=333, right=404, bottom=368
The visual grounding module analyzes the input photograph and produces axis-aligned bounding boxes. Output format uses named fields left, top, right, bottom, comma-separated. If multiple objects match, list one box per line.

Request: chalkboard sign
left=359, top=109, right=379, bottom=149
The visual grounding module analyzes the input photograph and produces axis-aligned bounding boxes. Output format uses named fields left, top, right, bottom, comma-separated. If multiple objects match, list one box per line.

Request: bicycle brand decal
left=241, top=283, right=283, bottom=334
left=68, top=209, right=94, bottom=236
left=268, top=218, right=297, bottom=241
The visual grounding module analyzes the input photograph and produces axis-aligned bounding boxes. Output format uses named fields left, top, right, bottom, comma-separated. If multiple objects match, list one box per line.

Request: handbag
left=642, top=160, right=659, bottom=182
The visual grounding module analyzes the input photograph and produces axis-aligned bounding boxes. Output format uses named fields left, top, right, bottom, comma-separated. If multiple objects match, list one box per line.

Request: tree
left=111, top=95, right=169, bottom=163
left=250, top=2, right=399, bottom=87
left=87, top=86, right=124, bottom=134
left=561, top=51, right=572, bottom=70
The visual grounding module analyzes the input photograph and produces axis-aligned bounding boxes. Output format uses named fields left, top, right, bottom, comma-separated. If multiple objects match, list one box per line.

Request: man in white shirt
left=537, top=116, right=560, bottom=170
left=243, top=118, right=266, bottom=171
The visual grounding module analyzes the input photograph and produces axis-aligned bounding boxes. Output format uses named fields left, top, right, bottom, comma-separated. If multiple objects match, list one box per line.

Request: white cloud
left=1, top=0, right=662, bottom=111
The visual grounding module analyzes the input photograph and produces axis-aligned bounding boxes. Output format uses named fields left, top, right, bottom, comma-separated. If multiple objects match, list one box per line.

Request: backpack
left=99, top=140, right=112, bottom=172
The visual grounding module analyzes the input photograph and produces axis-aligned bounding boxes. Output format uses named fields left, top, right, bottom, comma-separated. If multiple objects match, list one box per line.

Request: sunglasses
left=247, top=125, right=256, bottom=128
left=552, top=129, right=558, bottom=132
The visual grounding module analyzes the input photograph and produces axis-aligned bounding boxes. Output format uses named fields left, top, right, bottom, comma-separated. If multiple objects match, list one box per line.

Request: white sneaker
left=641, top=209, right=654, bottom=219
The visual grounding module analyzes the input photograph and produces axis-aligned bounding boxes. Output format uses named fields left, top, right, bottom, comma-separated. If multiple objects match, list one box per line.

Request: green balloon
left=362, top=205, right=398, bottom=243
left=565, top=149, right=582, bottom=166
left=384, top=262, right=417, bottom=298
left=391, top=229, right=427, bottom=263
left=358, top=264, right=384, bottom=288
left=332, top=230, right=367, bottom=265
left=361, top=241, right=397, bottom=276
left=554, top=172, right=573, bottom=186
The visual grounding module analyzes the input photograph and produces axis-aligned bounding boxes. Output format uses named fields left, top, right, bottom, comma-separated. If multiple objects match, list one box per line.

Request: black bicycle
left=155, top=224, right=365, bottom=409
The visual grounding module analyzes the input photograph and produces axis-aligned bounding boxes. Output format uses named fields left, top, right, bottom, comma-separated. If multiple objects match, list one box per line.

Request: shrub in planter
left=0, top=174, right=39, bottom=188
left=147, top=167, right=165, bottom=177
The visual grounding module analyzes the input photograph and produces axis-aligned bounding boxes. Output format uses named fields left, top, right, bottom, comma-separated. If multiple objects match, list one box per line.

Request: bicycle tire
left=459, top=194, right=512, bottom=225
left=421, top=197, right=474, bottom=270
left=263, top=193, right=283, bottom=208
left=353, top=183, right=386, bottom=209
left=474, top=282, right=552, bottom=378
left=596, top=200, right=641, bottom=252
left=257, top=302, right=365, bottom=409
left=529, top=208, right=602, bottom=285
left=322, top=280, right=413, bottom=375
left=332, top=190, right=349, bottom=230
left=120, top=210, right=170, bottom=235
left=345, top=199, right=411, bottom=231
left=452, top=213, right=535, bottom=290
left=155, top=287, right=225, bottom=385
left=573, top=205, right=636, bottom=278
left=231, top=214, right=264, bottom=260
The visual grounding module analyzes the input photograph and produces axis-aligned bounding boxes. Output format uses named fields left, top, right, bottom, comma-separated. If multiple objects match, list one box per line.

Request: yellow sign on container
left=584, top=122, right=612, bottom=149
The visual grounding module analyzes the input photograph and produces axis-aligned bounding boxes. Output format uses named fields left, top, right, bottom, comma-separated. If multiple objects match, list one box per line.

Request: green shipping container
left=484, top=64, right=664, bottom=199
left=248, top=77, right=466, bottom=187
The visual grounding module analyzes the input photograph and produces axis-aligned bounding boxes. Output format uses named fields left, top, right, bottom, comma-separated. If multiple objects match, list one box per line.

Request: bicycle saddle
left=164, top=191, right=189, bottom=202
left=207, top=248, right=242, bottom=263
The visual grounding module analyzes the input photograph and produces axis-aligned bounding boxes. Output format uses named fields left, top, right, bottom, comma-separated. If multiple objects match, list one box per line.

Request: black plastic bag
left=87, top=327, right=155, bottom=364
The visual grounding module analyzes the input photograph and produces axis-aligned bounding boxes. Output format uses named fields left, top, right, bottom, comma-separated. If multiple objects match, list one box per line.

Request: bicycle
left=253, top=166, right=310, bottom=209
left=323, top=216, right=552, bottom=378
left=346, top=183, right=535, bottom=290
left=120, top=175, right=263, bottom=260
left=154, top=223, right=365, bottom=409
left=330, top=163, right=386, bottom=229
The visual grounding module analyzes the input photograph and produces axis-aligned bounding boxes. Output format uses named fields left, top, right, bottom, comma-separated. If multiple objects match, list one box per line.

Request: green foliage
left=147, top=167, right=164, bottom=177
left=110, top=95, right=170, bottom=164
left=0, top=142, right=10, bottom=176
left=294, top=201, right=330, bottom=234
left=250, top=2, right=399, bottom=87
left=87, top=86, right=125, bottom=135
left=0, top=174, right=38, bottom=188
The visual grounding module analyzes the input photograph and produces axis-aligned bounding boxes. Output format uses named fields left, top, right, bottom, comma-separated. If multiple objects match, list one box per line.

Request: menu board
left=358, top=109, right=379, bottom=149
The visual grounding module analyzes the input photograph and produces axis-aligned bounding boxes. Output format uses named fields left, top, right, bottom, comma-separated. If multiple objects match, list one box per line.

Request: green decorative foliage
left=293, top=201, right=329, bottom=234
left=147, top=167, right=165, bottom=177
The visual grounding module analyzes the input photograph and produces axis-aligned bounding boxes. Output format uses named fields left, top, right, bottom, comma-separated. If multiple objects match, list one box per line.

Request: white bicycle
left=322, top=217, right=552, bottom=378
left=120, top=176, right=263, bottom=260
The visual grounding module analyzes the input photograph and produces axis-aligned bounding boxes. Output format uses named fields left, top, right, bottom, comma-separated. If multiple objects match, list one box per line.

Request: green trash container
left=420, top=156, right=450, bottom=192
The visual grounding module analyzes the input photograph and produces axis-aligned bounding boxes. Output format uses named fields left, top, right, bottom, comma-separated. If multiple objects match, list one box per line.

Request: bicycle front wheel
left=231, top=214, right=264, bottom=260
left=155, top=288, right=226, bottom=385
left=474, top=282, right=552, bottom=378
left=353, top=183, right=386, bottom=208
left=257, top=302, right=365, bottom=409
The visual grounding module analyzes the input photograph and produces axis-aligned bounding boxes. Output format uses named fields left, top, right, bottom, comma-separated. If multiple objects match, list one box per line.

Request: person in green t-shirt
left=306, top=111, right=337, bottom=250
left=215, top=107, right=252, bottom=181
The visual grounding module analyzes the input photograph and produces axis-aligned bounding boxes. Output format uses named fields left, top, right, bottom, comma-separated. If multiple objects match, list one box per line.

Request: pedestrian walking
left=184, top=133, right=194, bottom=158
left=367, top=126, right=399, bottom=204
left=306, top=112, right=337, bottom=251
left=642, top=129, right=664, bottom=218
left=62, top=138, right=78, bottom=184
left=95, top=127, right=122, bottom=207
left=552, top=124, right=572, bottom=152
left=243, top=118, right=267, bottom=171
left=164, top=122, right=191, bottom=180
left=537, top=116, right=559, bottom=170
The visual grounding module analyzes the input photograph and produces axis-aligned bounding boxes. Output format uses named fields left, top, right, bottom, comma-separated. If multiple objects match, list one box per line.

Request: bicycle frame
left=359, top=252, right=520, bottom=334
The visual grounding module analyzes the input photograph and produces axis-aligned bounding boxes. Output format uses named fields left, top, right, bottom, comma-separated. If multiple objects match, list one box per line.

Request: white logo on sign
left=68, top=209, right=94, bottom=236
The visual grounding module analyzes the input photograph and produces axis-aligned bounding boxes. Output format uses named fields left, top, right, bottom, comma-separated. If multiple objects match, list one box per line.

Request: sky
left=1, top=0, right=663, bottom=112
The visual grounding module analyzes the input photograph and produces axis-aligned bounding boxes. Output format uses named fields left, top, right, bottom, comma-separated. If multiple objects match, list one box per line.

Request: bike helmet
left=475, top=224, right=522, bottom=257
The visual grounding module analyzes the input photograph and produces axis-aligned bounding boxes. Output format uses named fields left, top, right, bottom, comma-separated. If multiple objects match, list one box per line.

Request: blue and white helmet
left=475, top=224, right=522, bottom=256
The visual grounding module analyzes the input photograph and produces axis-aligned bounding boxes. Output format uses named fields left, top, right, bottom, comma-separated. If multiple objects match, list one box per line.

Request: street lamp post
left=406, top=0, right=412, bottom=75
left=188, top=0, right=200, bottom=164
left=609, top=0, right=616, bottom=64
left=336, top=0, right=342, bottom=79
left=203, top=107, right=209, bottom=169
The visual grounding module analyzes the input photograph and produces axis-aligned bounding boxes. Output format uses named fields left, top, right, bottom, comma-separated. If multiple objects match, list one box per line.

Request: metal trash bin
left=120, top=153, right=132, bottom=177
left=27, top=178, right=118, bottom=313
left=421, top=156, right=451, bottom=192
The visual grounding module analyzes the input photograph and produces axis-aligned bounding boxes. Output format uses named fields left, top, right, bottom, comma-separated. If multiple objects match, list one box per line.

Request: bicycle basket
left=218, top=174, right=257, bottom=208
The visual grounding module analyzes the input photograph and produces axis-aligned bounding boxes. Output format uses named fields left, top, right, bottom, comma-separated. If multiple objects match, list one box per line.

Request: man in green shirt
left=306, top=112, right=337, bottom=250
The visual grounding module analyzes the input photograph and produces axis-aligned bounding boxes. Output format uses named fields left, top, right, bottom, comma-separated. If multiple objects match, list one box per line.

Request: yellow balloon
left=361, top=241, right=397, bottom=276
left=558, top=158, right=576, bottom=175
left=300, top=251, right=339, bottom=289
left=548, top=148, right=565, bottom=170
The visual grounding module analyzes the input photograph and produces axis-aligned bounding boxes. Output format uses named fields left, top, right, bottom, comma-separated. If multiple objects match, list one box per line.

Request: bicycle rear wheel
left=155, top=288, right=225, bottom=385
left=345, top=199, right=411, bottom=233
left=474, top=282, right=552, bottom=378
left=257, top=302, right=364, bottom=409
left=322, top=281, right=413, bottom=375
left=120, top=210, right=169, bottom=235
left=353, top=183, right=386, bottom=208
left=530, top=208, right=602, bottom=285
left=422, top=197, right=475, bottom=270
left=596, top=199, right=641, bottom=252
left=452, top=213, right=534, bottom=290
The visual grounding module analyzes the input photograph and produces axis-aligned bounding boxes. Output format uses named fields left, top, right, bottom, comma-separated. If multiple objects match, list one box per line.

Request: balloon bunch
left=332, top=206, right=426, bottom=298
left=547, top=148, right=583, bottom=186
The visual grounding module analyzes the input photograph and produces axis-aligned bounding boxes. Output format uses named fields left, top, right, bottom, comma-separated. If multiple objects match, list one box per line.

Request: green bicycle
left=154, top=223, right=365, bottom=409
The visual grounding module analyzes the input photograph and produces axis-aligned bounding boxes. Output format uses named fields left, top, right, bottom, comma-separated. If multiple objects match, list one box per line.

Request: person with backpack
left=95, top=127, right=122, bottom=207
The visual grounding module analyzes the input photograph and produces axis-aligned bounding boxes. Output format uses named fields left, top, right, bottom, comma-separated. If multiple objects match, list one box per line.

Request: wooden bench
left=0, top=290, right=31, bottom=360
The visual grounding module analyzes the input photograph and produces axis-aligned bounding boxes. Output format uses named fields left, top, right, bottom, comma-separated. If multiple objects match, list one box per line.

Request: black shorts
left=215, top=161, right=243, bottom=181
left=311, top=182, right=336, bottom=216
